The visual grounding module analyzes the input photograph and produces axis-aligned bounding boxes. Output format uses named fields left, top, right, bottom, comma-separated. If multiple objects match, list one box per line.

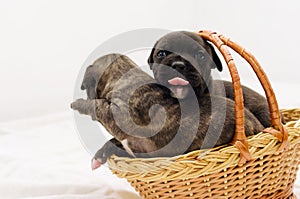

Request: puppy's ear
left=206, top=41, right=223, bottom=71
left=81, top=65, right=94, bottom=90
left=147, top=47, right=155, bottom=70
left=81, top=83, right=86, bottom=90
left=81, top=77, right=96, bottom=99
left=148, top=40, right=160, bottom=70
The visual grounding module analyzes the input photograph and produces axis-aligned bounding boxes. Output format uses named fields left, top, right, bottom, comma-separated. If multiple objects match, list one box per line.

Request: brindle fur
left=71, top=53, right=263, bottom=164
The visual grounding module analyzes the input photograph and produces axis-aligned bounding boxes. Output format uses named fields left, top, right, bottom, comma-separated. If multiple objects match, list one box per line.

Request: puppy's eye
left=157, top=50, right=168, bottom=58
left=197, top=51, right=205, bottom=60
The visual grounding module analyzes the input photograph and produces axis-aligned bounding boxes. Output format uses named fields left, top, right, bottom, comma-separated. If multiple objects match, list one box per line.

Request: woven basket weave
left=107, top=30, right=300, bottom=199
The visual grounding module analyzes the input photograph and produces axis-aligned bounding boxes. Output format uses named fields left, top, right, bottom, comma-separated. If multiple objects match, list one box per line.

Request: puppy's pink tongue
left=168, top=77, right=189, bottom=86
left=91, top=159, right=102, bottom=170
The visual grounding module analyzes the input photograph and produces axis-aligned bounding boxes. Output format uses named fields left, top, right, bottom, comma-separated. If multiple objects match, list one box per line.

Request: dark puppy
left=71, top=53, right=264, bottom=169
left=147, top=31, right=274, bottom=127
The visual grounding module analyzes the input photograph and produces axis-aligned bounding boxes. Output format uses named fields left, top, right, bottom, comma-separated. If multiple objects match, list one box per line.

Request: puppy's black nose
left=171, top=61, right=186, bottom=71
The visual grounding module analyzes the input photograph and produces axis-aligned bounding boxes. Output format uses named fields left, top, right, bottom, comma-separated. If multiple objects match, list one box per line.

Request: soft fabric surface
left=0, top=113, right=140, bottom=199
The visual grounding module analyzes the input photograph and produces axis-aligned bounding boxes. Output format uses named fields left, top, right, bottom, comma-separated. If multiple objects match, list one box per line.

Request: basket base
left=130, top=179, right=297, bottom=199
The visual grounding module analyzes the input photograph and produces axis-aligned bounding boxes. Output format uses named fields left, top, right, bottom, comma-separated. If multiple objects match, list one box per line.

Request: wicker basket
left=107, top=30, right=300, bottom=199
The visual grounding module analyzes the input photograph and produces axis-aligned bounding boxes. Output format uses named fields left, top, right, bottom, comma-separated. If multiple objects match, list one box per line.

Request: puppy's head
left=147, top=31, right=222, bottom=99
left=81, top=53, right=127, bottom=99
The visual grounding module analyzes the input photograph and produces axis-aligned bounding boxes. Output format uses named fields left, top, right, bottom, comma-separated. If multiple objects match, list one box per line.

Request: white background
left=0, top=0, right=300, bottom=122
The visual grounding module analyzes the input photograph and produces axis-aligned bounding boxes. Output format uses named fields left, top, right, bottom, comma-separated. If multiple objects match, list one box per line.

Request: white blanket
left=0, top=113, right=140, bottom=199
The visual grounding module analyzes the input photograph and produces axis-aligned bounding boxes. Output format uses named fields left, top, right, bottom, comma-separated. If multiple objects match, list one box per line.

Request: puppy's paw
left=70, top=98, right=86, bottom=112
left=93, top=144, right=112, bottom=168
left=91, top=158, right=102, bottom=170
left=92, top=139, right=132, bottom=170
left=71, top=99, right=98, bottom=120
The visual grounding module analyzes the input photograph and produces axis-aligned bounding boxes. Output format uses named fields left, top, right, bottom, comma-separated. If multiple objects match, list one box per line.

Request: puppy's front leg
left=71, top=98, right=127, bottom=141
left=72, top=98, right=116, bottom=120
left=92, top=138, right=132, bottom=170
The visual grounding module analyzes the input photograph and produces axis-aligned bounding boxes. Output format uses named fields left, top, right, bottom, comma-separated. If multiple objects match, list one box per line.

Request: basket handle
left=198, top=30, right=289, bottom=164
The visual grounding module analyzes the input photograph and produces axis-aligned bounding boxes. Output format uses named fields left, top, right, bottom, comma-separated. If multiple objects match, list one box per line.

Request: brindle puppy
left=147, top=31, right=277, bottom=128
left=71, top=53, right=264, bottom=169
